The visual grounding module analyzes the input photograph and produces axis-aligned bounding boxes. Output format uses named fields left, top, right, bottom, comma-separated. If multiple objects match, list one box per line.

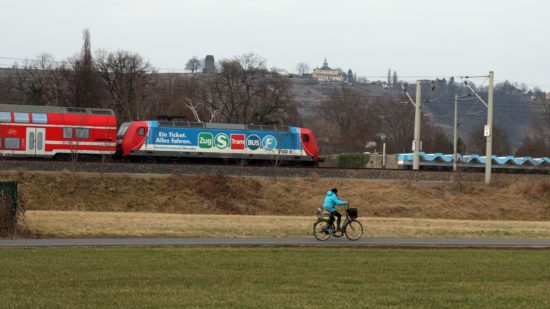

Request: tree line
left=0, top=30, right=296, bottom=126
left=0, top=29, right=548, bottom=156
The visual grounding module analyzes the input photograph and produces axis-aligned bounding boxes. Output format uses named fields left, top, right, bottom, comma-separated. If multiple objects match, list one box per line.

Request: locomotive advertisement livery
left=147, top=121, right=301, bottom=155
left=118, top=120, right=320, bottom=162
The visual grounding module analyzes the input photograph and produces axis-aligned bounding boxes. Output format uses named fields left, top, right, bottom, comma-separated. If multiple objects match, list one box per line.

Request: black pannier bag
left=346, top=208, right=358, bottom=219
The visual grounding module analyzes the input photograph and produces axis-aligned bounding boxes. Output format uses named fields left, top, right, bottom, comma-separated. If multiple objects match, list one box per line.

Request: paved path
left=2, top=237, right=550, bottom=248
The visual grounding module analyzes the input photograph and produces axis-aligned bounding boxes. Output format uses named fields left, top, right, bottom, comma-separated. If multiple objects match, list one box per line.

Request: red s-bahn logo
left=230, top=134, right=245, bottom=150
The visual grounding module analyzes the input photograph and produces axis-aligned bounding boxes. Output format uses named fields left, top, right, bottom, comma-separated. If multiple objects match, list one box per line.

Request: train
left=0, top=104, right=116, bottom=158
left=0, top=104, right=320, bottom=164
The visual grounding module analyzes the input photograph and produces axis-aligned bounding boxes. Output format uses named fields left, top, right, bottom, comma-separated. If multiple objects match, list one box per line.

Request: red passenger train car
left=0, top=104, right=116, bottom=158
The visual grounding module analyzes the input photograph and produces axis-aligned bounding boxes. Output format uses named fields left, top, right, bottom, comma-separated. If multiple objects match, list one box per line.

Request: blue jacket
left=322, top=191, right=347, bottom=212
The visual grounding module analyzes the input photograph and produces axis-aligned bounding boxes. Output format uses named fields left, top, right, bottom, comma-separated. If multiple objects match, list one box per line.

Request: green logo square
left=198, top=132, right=213, bottom=148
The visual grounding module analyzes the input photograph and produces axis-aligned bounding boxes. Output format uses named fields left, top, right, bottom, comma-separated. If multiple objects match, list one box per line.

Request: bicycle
left=313, top=204, right=364, bottom=241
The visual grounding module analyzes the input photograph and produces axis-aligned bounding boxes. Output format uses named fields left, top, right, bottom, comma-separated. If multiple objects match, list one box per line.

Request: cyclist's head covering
left=330, top=188, right=338, bottom=194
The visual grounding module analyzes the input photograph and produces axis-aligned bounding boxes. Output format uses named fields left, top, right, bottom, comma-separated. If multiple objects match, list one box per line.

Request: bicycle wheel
left=313, top=221, right=332, bottom=241
left=344, top=220, right=363, bottom=241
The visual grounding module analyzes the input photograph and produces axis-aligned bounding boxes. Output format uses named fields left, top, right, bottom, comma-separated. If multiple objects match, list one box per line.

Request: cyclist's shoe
left=336, top=227, right=342, bottom=233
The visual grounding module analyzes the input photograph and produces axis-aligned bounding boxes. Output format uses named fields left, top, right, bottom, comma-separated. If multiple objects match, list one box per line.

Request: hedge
left=336, top=153, right=370, bottom=168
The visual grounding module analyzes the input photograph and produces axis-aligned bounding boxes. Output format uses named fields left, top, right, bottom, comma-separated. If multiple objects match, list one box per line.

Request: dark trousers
left=329, top=211, right=342, bottom=229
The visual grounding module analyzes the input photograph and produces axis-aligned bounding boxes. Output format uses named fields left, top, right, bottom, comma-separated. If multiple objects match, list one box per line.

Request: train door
left=25, top=127, right=46, bottom=156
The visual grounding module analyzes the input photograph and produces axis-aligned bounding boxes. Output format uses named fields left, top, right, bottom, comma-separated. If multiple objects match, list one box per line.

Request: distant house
left=312, top=59, right=344, bottom=82
left=546, top=92, right=550, bottom=100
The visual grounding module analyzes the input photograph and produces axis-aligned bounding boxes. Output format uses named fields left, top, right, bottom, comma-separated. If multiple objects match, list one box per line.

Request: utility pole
left=453, top=94, right=472, bottom=172
left=402, top=80, right=426, bottom=171
left=485, top=71, right=494, bottom=184
left=453, top=94, right=458, bottom=172
left=413, top=80, right=422, bottom=170
left=462, top=71, right=495, bottom=184
left=382, top=142, right=386, bottom=169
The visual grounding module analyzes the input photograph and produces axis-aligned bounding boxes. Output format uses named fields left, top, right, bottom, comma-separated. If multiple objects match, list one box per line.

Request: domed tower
left=320, top=58, right=331, bottom=70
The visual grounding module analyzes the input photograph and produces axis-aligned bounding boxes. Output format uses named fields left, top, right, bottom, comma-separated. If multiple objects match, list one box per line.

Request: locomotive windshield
left=117, top=123, right=130, bottom=137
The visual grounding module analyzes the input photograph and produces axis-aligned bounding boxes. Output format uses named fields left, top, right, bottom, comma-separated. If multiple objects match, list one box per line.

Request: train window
left=0, top=138, right=2, bottom=148
left=75, top=128, right=90, bottom=139
left=31, top=113, right=48, bottom=124
left=188, top=122, right=205, bottom=128
left=66, top=107, right=88, bottom=114
left=137, top=127, right=145, bottom=136
left=303, top=134, right=310, bottom=142
left=63, top=127, right=73, bottom=139
left=117, top=123, right=130, bottom=136
left=5, top=138, right=20, bottom=149
left=90, top=109, right=113, bottom=115
left=28, top=132, right=35, bottom=150
left=37, top=132, right=43, bottom=150
left=0, top=112, right=11, bottom=122
left=14, top=113, right=29, bottom=123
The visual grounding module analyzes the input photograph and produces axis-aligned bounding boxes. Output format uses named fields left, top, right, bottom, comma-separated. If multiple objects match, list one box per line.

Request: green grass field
left=1, top=248, right=550, bottom=308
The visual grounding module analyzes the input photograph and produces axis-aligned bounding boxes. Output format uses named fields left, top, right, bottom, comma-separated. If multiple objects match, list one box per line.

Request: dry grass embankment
left=1, top=170, right=549, bottom=221
left=25, top=210, right=550, bottom=239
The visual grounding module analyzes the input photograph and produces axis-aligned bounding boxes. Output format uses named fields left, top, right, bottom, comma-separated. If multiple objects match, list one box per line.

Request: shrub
left=336, top=153, right=370, bottom=168
left=0, top=205, right=16, bottom=237
left=0, top=182, right=28, bottom=238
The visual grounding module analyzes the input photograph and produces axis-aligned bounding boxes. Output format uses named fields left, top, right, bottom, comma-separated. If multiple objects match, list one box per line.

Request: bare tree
left=95, top=50, right=154, bottom=121
left=62, top=29, right=103, bottom=108
left=296, top=62, right=310, bottom=75
left=467, top=124, right=512, bottom=155
left=154, top=74, right=219, bottom=123
left=318, top=86, right=366, bottom=135
left=10, top=30, right=104, bottom=109
left=392, top=71, right=398, bottom=87
left=516, top=100, right=550, bottom=156
left=377, top=99, right=415, bottom=153
left=185, top=53, right=295, bottom=125
left=13, top=54, right=67, bottom=106
left=539, top=100, right=550, bottom=141
left=421, top=123, right=452, bottom=153
left=515, top=135, right=550, bottom=157
left=0, top=68, right=24, bottom=104
left=316, top=86, right=380, bottom=153
left=185, top=56, right=203, bottom=73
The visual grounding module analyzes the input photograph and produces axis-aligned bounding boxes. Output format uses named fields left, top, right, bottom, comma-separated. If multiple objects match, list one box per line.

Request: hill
left=292, top=76, right=543, bottom=150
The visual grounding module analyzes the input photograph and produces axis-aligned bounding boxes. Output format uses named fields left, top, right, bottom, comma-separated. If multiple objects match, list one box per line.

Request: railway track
left=1, top=159, right=547, bottom=181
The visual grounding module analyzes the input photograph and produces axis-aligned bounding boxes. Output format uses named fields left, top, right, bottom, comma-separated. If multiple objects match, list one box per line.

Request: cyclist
left=322, top=188, right=348, bottom=233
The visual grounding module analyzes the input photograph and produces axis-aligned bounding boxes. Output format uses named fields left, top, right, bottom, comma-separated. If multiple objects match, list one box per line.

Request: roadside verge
left=23, top=210, right=550, bottom=239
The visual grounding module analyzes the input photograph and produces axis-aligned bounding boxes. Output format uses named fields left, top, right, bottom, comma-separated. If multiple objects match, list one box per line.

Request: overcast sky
left=1, top=0, right=549, bottom=90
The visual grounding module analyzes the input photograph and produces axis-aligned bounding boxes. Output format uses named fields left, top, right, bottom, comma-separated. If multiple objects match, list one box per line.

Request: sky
left=1, top=0, right=549, bottom=90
